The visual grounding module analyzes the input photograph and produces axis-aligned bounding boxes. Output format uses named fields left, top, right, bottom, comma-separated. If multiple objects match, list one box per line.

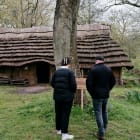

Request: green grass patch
left=0, top=85, right=140, bottom=140
left=125, top=90, right=140, bottom=103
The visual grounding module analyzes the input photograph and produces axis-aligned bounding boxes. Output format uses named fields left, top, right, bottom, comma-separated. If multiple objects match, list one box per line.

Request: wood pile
left=0, top=76, right=29, bottom=86
left=0, top=76, right=10, bottom=84
left=10, top=79, right=29, bottom=86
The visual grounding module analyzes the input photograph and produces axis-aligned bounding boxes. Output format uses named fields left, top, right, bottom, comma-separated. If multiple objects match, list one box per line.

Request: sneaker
left=96, top=135, right=105, bottom=140
left=62, top=133, right=74, bottom=140
left=94, top=133, right=105, bottom=140
left=57, top=130, right=61, bottom=135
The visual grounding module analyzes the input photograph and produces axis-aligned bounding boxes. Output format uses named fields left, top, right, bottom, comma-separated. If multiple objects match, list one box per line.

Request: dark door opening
left=36, top=62, right=50, bottom=83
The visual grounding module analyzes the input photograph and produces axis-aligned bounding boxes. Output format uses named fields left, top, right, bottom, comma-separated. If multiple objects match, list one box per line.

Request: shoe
left=62, top=133, right=74, bottom=140
left=56, top=130, right=61, bottom=135
left=94, top=133, right=105, bottom=140
left=97, top=135, right=105, bottom=140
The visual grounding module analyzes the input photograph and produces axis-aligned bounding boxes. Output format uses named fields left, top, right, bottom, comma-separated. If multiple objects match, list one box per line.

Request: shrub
left=126, top=90, right=140, bottom=103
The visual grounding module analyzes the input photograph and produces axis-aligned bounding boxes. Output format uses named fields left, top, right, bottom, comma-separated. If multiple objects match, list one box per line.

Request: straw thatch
left=0, top=23, right=133, bottom=69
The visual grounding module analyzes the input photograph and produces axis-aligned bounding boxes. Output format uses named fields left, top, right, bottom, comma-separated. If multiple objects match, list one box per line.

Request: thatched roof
left=0, top=23, right=133, bottom=69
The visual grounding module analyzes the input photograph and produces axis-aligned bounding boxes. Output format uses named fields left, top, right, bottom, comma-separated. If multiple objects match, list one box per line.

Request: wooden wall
left=0, top=65, right=122, bottom=86
left=112, top=67, right=122, bottom=85
left=0, top=63, right=54, bottom=86
left=81, top=67, right=122, bottom=85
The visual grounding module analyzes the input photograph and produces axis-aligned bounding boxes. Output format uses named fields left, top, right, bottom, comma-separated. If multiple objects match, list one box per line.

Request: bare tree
left=78, top=0, right=98, bottom=24
left=108, top=9, right=139, bottom=58
left=109, top=10, right=131, bottom=42
left=53, top=0, right=80, bottom=70
left=0, top=0, right=55, bottom=28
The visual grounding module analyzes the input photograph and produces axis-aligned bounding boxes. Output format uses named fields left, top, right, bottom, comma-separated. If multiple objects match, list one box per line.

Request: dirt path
left=16, top=84, right=52, bottom=94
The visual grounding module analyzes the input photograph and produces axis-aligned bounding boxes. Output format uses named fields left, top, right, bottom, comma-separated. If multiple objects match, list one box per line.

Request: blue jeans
left=93, top=98, right=108, bottom=136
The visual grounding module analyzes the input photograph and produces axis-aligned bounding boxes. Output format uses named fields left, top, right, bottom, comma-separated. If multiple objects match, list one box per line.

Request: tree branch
left=122, top=0, right=140, bottom=7
left=102, top=0, right=140, bottom=12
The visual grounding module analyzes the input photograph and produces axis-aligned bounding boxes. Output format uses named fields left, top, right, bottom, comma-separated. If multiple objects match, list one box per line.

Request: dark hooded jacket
left=86, top=63, right=116, bottom=99
left=51, top=66, right=77, bottom=101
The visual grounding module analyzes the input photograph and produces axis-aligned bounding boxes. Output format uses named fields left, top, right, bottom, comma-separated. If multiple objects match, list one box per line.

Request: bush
left=126, top=90, right=140, bottom=103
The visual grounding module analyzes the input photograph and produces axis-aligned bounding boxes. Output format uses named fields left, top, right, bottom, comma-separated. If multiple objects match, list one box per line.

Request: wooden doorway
left=36, top=62, right=50, bottom=83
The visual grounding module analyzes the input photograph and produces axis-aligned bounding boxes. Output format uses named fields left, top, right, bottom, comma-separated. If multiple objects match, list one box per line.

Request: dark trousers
left=55, top=100, right=73, bottom=133
left=93, top=98, right=108, bottom=137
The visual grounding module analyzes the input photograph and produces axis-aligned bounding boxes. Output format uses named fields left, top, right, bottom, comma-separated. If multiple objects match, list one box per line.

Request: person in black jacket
left=86, top=56, right=116, bottom=140
left=51, top=57, right=77, bottom=140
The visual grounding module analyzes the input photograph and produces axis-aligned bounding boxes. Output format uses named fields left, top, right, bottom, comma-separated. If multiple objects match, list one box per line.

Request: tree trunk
left=53, top=0, right=80, bottom=67
left=53, top=0, right=88, bottom=106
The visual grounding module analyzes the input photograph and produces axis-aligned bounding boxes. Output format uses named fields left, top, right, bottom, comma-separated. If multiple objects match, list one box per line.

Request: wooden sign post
left=76, top=78, right=86, bottom=109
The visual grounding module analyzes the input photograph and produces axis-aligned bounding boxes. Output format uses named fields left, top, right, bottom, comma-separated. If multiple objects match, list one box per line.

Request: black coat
left=86, top=63, right=116, bottom=99
left=51, top=67, right=77, bottom=101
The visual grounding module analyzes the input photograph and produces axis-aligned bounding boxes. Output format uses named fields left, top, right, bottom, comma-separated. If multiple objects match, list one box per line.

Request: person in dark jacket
left=51, top=57, right=77, bottom=140
left=86, top=55, right=116, bottom=140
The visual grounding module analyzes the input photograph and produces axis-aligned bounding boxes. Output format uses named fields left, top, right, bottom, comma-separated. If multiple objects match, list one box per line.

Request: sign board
left=76, top=78, right=86, bottom=110
left=76, top=78, right=86, bottom=90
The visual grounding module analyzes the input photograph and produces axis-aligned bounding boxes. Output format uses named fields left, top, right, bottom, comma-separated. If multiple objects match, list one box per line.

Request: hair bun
left=61, top=57, right=70, bottom=66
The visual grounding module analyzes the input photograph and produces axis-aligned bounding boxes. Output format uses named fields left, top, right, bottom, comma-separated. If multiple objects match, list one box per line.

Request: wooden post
left=81, top=89, right=84, bottom=109
left=76, top=78, right=86, bottom=110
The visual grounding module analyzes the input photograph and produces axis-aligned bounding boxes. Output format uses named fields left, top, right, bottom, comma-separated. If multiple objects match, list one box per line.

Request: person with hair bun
left=51, top=57, right=77, bottom=140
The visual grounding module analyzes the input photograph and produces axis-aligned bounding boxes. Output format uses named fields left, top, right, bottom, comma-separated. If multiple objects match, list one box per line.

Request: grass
left=132, top=58, right=140, bottom=69
left=0, top=85, right=140, bottom=140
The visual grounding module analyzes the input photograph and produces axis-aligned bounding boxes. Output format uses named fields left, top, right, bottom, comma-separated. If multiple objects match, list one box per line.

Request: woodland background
left=0, top=0, right=140, bottom=59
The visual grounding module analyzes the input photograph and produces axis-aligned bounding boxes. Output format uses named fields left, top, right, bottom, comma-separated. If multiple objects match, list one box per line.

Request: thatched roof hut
left=0, top=24, right=133, bottom=85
